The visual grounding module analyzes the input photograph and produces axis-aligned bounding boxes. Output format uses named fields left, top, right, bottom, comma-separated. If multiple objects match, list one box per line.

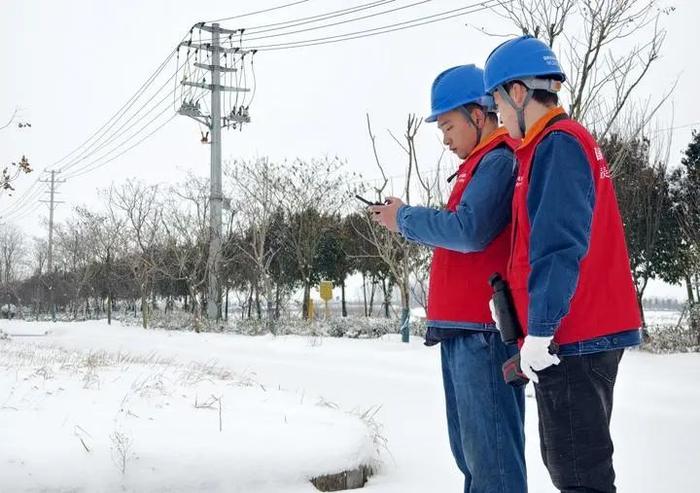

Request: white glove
left=519, top=335, right=560, bottom=383
left=488, top=299, right=501, bottom=330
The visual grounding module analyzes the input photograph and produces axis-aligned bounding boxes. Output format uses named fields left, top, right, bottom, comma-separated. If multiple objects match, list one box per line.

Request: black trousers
left=534, top=349, right=624, bottom=493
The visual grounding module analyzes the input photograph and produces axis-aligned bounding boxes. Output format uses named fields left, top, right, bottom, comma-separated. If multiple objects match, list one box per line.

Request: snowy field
left=644, top=309, right=685, bottom=326
left=1, top=319, right=699, bottom=492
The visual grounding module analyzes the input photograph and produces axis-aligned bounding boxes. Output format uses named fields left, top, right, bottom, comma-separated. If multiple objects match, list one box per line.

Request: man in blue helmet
left=484, top=36, right=642, bottom=492
left=370, top=65, right=526, bottom=493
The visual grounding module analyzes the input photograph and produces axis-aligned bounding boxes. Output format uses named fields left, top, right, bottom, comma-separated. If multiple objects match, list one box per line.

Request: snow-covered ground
left=644, top=309, right=684, bottom=326
left=1, top=319, right=699, bottom=492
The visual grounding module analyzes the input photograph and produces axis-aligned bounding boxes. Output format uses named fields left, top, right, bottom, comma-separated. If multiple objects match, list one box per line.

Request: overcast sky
left=1, top=0, right=698, bottom=299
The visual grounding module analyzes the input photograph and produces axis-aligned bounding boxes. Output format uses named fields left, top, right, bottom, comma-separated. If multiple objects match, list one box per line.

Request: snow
left=644, top=309, right=683, bottom=326
left=1, top=319, right=699, bottom=492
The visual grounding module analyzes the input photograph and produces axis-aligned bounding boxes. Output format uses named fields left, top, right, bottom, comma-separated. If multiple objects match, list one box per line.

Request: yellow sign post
left=319, top=280, right=333, bottom=320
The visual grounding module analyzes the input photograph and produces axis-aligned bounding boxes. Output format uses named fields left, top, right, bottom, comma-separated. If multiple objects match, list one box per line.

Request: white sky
left=1, top=0, right=698, bottom=300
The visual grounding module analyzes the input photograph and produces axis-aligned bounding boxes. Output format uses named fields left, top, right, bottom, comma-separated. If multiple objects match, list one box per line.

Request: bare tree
left=0, top=223, right=27, bottom=316
left=226, top=158, right=284, bottom=332
left=488, top=0, right=674, bottom=137
left=111, top=180, right=163, bottom=329
left=160, top=174, right=210, bottom=330
left=54, top=216, right=97, bottom=319
left=30, top=237, right=48, bottom=318
left=75, top=195, right=126, bottom=324
left=358, top=114, right=437, bottom=339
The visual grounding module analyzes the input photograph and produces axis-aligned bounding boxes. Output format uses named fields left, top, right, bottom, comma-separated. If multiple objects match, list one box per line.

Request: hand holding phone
left=355, top=194, right=384, bottom=206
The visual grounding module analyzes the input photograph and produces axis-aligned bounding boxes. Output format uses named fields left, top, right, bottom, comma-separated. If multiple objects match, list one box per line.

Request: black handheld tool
left=502, top=342, right=561, bottom=387
left=488, top=273, right=522, bottom=345
left=489, top=272, right=560, bottom=386
left=355, top=194, right=384, bottom=206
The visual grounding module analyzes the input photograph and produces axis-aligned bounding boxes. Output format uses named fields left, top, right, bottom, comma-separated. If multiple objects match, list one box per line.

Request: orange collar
left=521, top=106, right=566, bottom=147
left=469, top=127, right=510, bottom=158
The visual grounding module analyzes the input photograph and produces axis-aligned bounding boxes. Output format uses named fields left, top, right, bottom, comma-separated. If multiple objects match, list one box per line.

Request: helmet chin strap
left=458, top=106, right=483, bottom=144
left=496, top=85, right=533, bottom=138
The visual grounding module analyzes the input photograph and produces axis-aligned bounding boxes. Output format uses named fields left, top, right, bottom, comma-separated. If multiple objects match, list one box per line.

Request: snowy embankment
left=1, top=319, right=699, bottom=492
left=0, top=322, right=380, bottom=492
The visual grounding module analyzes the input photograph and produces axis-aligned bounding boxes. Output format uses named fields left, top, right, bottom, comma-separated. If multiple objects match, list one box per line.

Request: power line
left=47, top=26, right=197, bottom=174
left=62, top=80, right=202, bottom=180
left=57, top=47, right=195, bottom=174
left=64, top=114, right=178, bottom=180
left=240, top=0, right=430, bottom=43
left=62, top=73, right=202, bottom=180
left=59, top=85, right=178, bottom=175
left=239, top=0, right=502, bottom=51
left=236, top=0, right=396, bottom=35
left=0, top=181, right=47, bottom=222
left=61, top=96, right=178, bottom=179
left=207, top=0, right=313, bottom=23
left=195, top=0, right=501, bottom=48
left=58, top=50, right=194, bottom=174
left=193, top=0, right=402, bottom=43
left=48, top=49, right=178, bottom=173
left=2, top=39, right=197, bottom=217
left=653, top=121, right=700, bottom=133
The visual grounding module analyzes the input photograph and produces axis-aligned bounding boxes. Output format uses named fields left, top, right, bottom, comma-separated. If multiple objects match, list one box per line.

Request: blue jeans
left=441, top=331, right=527, bottom=493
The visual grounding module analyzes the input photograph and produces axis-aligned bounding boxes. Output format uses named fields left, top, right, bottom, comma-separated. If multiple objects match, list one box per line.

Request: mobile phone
left=355, top=194, right=384, bottom=206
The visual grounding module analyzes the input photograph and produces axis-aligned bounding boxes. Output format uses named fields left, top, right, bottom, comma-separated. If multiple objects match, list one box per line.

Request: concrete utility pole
left=208, top=25, right=223, bottom=322
left=39, top=170, right=64, bottom=322
left=178, top=22, right=251, bottom=321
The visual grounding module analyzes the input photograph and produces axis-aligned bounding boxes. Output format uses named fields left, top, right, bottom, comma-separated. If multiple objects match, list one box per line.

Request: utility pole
left=39, top=170, right=64, bottom=322
left=177, top=22, right=251, bottom=321
left=208, top=24, right=223, bottom=322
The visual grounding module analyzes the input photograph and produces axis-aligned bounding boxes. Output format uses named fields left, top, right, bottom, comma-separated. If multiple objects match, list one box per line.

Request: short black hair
left=463, top=103, right=499, bottom=124
left=503, top=79, right=559, bottom=107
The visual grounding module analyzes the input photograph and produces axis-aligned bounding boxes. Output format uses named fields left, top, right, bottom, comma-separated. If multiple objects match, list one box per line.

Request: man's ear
left=510, top=82, right=528, bottom=106
left=470, top=107, right=486, bottom=129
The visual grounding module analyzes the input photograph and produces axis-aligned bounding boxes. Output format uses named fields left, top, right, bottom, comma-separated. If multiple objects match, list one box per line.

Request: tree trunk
left=107, top=291, right=112, bottom=325
left=247, top=285, right=253, bottom=319
left=400, top=281, right=410, bottom=343
left=224, top=287, right=229, bottom=322
left=633, top=272, right=648, bottom=328
left=362, top=272, right=368, bottom=317
left=302, top=281, right=311, bottom=320
left=255, top=284, right=262, bottom=320
left=368, top=278, right=376, bottom=317
left=275, top=283, right=281, bottom=320
left=106, top=248, right=112, bottom=325
left=341, top=279, right=347, bottom=318
left=400, top=256, right=410, bottom=342
left=265, top=274, right=275, bottom=334
left=141, top=292, right=148, bottom=329
left=686, top=274, right=696, bottom=305
left=382, top=278, right=390, bottom=319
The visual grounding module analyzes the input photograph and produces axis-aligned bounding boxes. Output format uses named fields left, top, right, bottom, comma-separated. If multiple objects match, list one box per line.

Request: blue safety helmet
left=484, top=36, right=566, bottom=136
left=426, top=64, right=495, bottom=123
left=483, top=35, right=566, bottom=94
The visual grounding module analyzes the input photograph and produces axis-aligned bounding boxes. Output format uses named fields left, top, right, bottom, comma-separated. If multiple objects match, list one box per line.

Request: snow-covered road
left=1, top=320, right=698, bottom=492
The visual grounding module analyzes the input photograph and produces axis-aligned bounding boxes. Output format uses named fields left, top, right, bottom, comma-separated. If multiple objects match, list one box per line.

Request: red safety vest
left=508, top=115, right=641, bottom=344
left=427, top=128, right=518, bottom=325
